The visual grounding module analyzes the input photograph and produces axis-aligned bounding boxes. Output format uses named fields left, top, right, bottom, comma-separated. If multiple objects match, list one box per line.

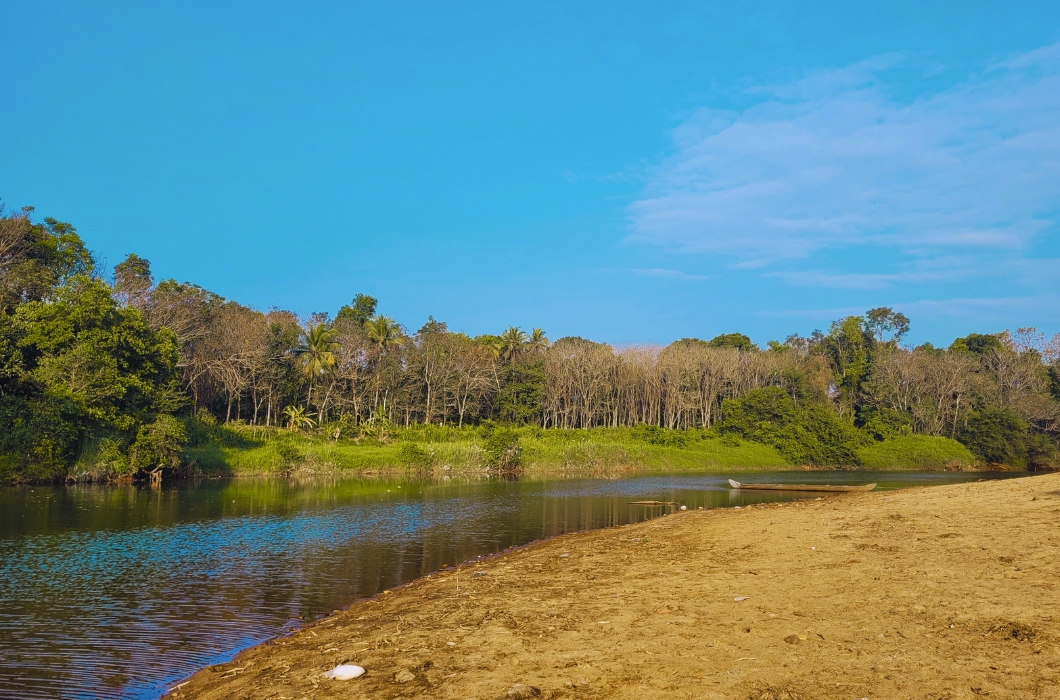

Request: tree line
left=2, top=204, right=1059, bottom=481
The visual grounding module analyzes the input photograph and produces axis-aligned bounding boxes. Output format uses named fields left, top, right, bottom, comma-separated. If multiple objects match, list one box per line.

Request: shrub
left=720, top=387, right=862, bottom=466
left=960, top=408, right=1026, bottom=465
left=399, top=443, right=432, bottom=468
left=130, top=415, right=188, bottom=475
left=483, top=427, right=522, bottom=470
left=859, top=407, right=913, bottom=441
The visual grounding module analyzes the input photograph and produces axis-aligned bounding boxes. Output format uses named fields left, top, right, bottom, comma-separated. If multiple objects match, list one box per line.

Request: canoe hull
left=728, top=479, right=876, bottom=493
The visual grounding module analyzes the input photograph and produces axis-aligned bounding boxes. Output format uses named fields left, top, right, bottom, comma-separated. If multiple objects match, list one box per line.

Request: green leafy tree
left=949, top=333, right=1004, bottom=355
left=960, top=407, right=1027, bottom=465
left=335, top=293, right=377, bottom=327
left=819, top=315, right=873, bottom=419
left=864, top=307, right=910, bottom=343
left=1, top=276, right=179, bottom=480
left=113, top=253, right=154, bottom=309
left=495, top=361, right=546, bottom=425
left=0, top=206, right=94, bottom=313
left=709, top=333, right=757, bottom=352
left=720, top=387, right=863, bottom=466
left=129, top=414, right=188, bottom=478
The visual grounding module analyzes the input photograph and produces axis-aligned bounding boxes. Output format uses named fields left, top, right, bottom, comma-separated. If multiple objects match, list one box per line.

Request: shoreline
left=167, top=473, right=1060, bottom=699
left=14, top=460, right=1030, bottom=487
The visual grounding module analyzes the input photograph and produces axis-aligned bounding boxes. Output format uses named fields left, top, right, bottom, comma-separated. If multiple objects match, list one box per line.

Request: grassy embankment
left=184, top=423, right=977, bottom=477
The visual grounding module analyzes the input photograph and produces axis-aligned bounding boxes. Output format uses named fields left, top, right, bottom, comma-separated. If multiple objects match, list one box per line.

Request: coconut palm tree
left=528, top=328, right=550, bottom=353
left=499, top=326, right=528, bottom=363
left=364, top=315, right=406, bottom=352
left=295, top=323, right=340, bottom=413
left=296, top=323, right=341, bottom=378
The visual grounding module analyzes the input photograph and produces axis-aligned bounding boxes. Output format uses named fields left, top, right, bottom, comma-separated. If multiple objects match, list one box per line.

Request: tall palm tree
left=528, top=328, right=550, bottom=353
left=296, top=323, right=341, bottom=378
left=499, top=326, right=528, bottom=363
left=365, top=315, right=406, bottom=352
left=295, top=323, right=340, bottom=414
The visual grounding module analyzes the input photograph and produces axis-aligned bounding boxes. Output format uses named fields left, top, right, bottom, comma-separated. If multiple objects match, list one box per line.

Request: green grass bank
left=184, top=423, right=979, bottom=478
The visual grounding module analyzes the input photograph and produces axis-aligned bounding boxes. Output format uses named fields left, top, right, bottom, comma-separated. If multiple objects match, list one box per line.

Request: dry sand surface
left=168, top=474, right=1060, bottom=700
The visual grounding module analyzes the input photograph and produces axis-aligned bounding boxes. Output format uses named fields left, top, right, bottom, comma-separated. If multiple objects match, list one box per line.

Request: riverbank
left=168, top=472, right=1060, bottom=700
left=183, top=424, right=979, bottom=478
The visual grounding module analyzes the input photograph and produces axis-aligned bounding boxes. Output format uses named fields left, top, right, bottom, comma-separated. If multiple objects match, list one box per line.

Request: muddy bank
left=168, top=474, right=1060, bottom=700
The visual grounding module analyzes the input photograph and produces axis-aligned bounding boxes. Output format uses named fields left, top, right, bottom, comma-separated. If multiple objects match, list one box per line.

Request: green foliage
left=709, top=333, right=756, bottom=351
left=129, top=415, right=187, bottom=473
left=296, top=324, right=340, bottom=379
left=398, top=443, right=432, bottom=469
left=364, top=315, right=405, bottom=350
left=14, top=276, right=179, bottom=431
left=0, top=208, right=95, bottom=313
left=630, top=424, right=689, bottom=447
left=1047, top=365, right=1060, bottom=401
left=857, top=435, right=975, bottom=470
left=956, top=407, right=1057, bottom=468
left=720, top=387, right=862, bottom=466
left=0, top=275, right=180, bottom=481
left=482, top=426, right=522, bottom=470
left=282, top=405, right=316, bottom=431
left=498, top=326, right=529, bottom=362
left=949, top=333, right=1003, bottom=355
left=495, top=360, right=545, bottom=425
left=960, top=407, right=1026, bottom=465
left=0, top=394, right=80, bottom=480
left=335, top=293, right=377, bottom=328
left=859, top=407, right=913, bottom=441
left=113, top=253, right=153, bottom=307
left=864, top=307, right=910, bottom=343
left=820, top=315, right=873, bottom=415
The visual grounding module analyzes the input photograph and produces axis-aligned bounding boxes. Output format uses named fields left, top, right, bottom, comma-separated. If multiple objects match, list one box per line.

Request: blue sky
left=2, top=1, right=1058, bottom=346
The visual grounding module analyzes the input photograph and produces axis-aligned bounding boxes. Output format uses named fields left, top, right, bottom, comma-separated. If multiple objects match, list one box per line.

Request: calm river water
left=0, top=470, right=1025, bottom=699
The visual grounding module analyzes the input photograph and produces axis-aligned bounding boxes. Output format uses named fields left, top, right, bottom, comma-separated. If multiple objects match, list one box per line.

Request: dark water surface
left=0, top=470, right=1027, bottom=699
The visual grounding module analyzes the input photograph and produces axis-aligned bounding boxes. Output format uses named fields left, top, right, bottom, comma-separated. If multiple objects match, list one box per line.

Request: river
left=0, top=470, right=1023, bottom=699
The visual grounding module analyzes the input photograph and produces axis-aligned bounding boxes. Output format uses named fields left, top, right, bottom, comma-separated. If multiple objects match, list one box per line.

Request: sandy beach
left=167, top=473, right=1060, bottom=700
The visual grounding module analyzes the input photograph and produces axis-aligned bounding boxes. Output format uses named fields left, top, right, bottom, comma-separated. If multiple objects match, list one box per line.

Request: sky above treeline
left=2, top=1, right=1058, bottom=347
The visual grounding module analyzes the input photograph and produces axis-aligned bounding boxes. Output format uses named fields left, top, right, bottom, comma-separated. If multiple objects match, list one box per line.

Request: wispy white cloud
left=628, top=45, right=1060, bottom=263
left=758, top=294, right=1060, bottom=329
left=768, top=269, right=965, bottom=289
left=632, top=268, right=709, bottom=281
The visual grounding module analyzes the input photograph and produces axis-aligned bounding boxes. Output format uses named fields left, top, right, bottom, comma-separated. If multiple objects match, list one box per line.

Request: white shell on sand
left=325, top=664, right=365, bottom=680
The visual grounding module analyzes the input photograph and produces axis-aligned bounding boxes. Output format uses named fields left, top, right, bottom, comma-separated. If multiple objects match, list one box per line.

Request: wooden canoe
left=629, top=500, right=677, bottom=506
left=728, top=479, right=875, bottom=493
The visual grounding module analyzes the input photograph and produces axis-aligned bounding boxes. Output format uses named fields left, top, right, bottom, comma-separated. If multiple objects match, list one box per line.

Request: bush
left=130, top=415, right=188, bottom=475
left=720, top=387, right=862, bottom=466
left=960, top=408, right=1026, bottom=466
left=859, top=407, right=913, bottom=441
left=483, top=427, right=522, bottom=470
left=398, top=442, right=432, bottom=468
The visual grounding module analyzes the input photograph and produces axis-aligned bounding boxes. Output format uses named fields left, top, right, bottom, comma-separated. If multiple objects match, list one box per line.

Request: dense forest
left=2, top=204, right=1059, bottom=482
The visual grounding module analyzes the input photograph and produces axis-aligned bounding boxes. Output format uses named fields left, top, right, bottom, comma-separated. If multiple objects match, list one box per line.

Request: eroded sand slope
left=170, top=474, right=1060, bottom=700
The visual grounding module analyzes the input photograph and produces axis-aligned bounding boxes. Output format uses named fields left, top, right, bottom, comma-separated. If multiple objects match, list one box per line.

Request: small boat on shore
left=727, top=479, right=876, bottom=493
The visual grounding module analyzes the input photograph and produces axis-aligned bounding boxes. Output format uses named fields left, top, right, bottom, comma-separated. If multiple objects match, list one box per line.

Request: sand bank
left=168, top=473, right=1060, bottom=699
